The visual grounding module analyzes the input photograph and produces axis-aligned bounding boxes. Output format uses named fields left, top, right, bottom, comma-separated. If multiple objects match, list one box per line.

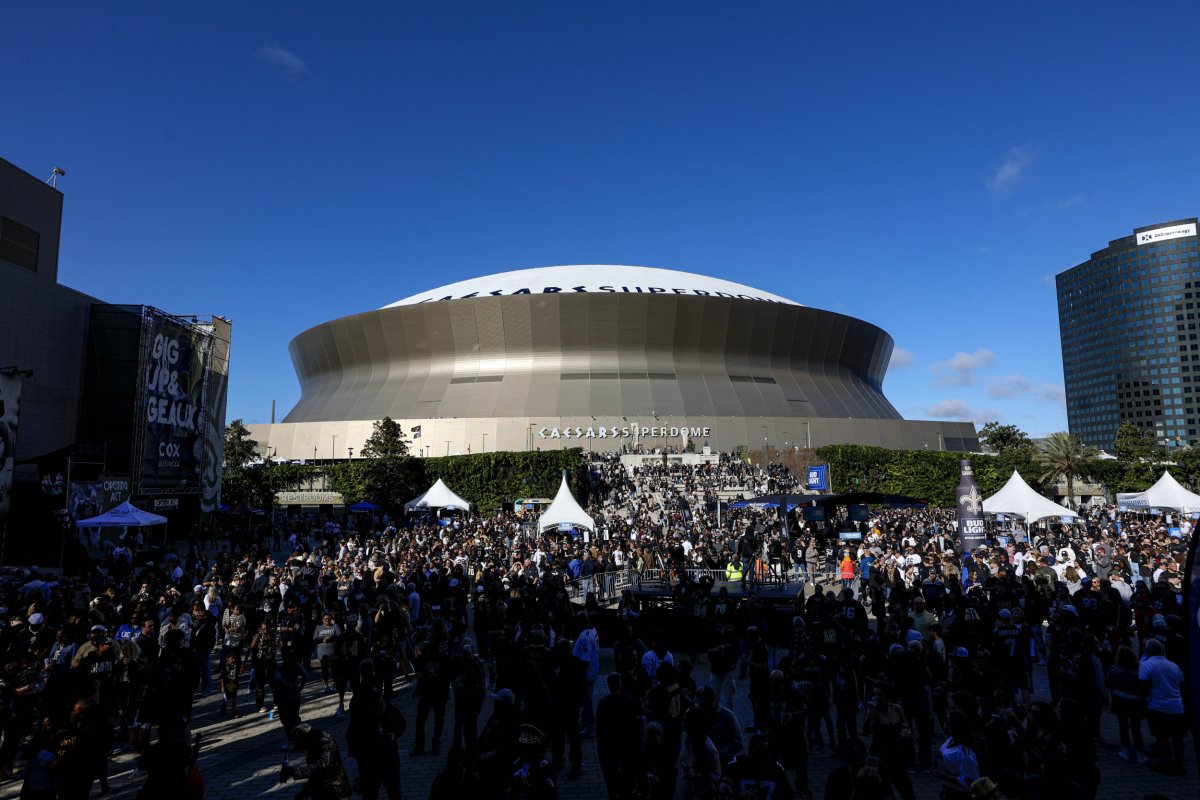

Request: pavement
left=0, top=640, right=1193, bottom=800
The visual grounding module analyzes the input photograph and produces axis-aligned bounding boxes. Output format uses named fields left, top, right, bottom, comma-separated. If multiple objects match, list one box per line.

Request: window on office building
left=0, top=216, right=40, bottom=272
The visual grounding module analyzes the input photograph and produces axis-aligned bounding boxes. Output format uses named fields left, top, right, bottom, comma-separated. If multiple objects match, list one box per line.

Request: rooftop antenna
left=46, top=167, right=66, bottom=187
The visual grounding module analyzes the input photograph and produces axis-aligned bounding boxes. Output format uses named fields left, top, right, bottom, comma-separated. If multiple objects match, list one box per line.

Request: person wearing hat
left=507, top=724, right=556, bottom=799
left=279, top=723, right=352, bottom=799
left=969, top=776, right=999, bottom=798
left=992, top=608, right=1031, bottom=707
left=72, top=625, right=116, bottom=673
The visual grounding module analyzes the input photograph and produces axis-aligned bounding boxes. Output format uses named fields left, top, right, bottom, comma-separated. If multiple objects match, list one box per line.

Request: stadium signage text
left=416, top=286, right=783, bottom=303
left=539, top=425, right=712, bottom=439
left=1136, top=223, right=1196, bottom=245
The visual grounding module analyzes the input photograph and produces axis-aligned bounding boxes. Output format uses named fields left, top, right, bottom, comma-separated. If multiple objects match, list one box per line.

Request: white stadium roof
left=385, top=265, right=800, bottom=308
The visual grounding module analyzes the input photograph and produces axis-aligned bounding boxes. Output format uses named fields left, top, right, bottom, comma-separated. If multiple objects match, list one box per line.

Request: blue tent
left=349, top=501, right=381, bottom=512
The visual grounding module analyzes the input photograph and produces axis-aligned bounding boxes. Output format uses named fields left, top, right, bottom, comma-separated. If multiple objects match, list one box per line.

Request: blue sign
left=838, top=530, right=862, bottom=541
left=1059, top=516, right=1074, bottom=525
left=1169, top=527, right=1182, bottom=538
left=807, top=465, right=828, bottom=491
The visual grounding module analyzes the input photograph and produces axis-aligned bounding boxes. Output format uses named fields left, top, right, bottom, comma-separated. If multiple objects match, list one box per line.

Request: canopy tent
left=75, top=501, right=167, bottom=527
left=1117, top=470, right=1200, bottom=513
left=537, top=472, right=595, bottom=532
left=733, top=491, right=930, bottom=510
left=982, top=471, right=1079, bottom=523
left=730, top=494, right=799, bottom=511
left=348, top=500, right=381, bottom=513
left=403, top=478, right=472, bottom=513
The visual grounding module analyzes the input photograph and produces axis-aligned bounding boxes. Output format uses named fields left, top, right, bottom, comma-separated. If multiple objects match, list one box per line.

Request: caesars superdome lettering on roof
left=415, top=285, right=784, bottom=304
left=384, top=266, right=801, bottom=309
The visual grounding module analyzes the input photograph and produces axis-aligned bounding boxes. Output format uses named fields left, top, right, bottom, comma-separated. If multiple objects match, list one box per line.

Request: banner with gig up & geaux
left=135, top=310, right=213, bottom=495
left=956, top=459, right=986, bottom=557
left=0, top=371, right=24, bottom=525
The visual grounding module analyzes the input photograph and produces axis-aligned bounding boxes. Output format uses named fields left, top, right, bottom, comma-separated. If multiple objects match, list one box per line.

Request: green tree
left=1035, top=432, right=1099, bottom=510
left=1171, top=446, right=1200, bottom=492
left=220, top=420, right=260, bottom=507
left=1114, top=422, right=1163, bottom=461
left=360, top=417, right=410, bottom=459
left=359, top=417, right=418, bottom=514
left=978, top=421, right=1033, bottom=456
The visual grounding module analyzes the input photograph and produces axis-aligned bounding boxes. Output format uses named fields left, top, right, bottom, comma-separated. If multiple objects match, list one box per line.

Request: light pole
left=482, top=433, right=487, bottom=453
left=445, top=440, right=452, bottom=457
left=528, top=423, right=536, bottom=451
left=347, top=447, right=353, bottom=459
left=804, top=421, right=811, bottom=449
left=332, top=435, right=337, bottom=460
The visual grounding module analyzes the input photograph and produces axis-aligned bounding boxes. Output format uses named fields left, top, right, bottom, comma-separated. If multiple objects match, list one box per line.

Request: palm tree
left=1035, top=432, right=1099, bottom=510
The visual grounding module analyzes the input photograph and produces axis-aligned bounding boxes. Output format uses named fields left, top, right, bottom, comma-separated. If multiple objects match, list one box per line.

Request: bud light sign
left=806, top=465, right=828, bottom=491
left=956, top=460, right=986, bottom=556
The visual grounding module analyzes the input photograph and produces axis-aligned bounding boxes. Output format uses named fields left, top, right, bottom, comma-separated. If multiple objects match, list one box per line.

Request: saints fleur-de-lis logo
left=958, top=485, right=983, bottom=516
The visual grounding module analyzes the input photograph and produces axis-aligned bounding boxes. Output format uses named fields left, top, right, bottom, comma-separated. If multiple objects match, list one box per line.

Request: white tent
left=1116, top=469, right=1200, bottom=513
left=75, top=501, right=167, bottom=527
left=537, top=472, right=595, bottom=532
left=982, top=471, right=1079, bottom=523
left=404, top=478, right=472, bottom=513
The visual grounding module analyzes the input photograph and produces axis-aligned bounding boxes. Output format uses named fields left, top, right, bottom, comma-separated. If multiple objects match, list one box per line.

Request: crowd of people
left=0, top=451, right=1188, bottom=800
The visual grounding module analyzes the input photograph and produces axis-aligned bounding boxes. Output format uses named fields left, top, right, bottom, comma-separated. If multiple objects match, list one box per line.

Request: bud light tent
left=403, top=478, right=472, bottom=513
left=537, top=471, right=595, bottom=533
left=1115, top=469, right=1200, bottom=514
left=982, top=471, right=1080, bottom=523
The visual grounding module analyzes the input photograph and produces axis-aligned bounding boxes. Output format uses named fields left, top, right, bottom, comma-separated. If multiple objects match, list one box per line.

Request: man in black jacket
left=596, top=672, right=641, bottom=799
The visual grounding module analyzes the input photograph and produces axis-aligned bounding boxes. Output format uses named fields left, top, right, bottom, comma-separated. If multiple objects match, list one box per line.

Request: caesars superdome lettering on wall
left=540, top=424, right=712, bottom=440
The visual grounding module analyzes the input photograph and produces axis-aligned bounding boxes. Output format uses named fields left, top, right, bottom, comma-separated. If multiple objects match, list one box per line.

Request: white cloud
left=1057, top=192, right=1087, bottom=209
left=924, top=399, right=1000, bottom=425
left=889, top=347, right=914, bottom=369
left=931, top=347, right=994, bottom=386
left=986, top=374, right=1066, bottom=405
left=985, top=146, right=1032, bottom=194
left=257, top=44, right=311, bottom=81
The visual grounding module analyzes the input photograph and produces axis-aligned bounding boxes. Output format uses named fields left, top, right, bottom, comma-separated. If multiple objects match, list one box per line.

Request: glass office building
left=1057, top=219, right=1200, bottom=451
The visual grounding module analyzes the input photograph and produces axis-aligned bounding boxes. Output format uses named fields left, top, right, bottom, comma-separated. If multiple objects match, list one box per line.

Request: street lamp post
left=482, top=433, right=487, bottom=453
left=332, top=435, right=337, bottom=461
left=347, top=447, right=354, bottom=459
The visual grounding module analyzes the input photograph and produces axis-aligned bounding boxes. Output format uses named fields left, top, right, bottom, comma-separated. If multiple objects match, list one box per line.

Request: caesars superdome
left=250, top=266, right=978, bottom=457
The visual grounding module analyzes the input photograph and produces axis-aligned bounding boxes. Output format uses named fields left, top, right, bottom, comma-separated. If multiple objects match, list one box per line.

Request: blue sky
left=5, top=1, right=1200, bottom=437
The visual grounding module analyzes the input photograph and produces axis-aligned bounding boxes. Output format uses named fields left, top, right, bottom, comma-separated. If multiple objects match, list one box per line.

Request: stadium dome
left=252, top=265, right=979, bottom=456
